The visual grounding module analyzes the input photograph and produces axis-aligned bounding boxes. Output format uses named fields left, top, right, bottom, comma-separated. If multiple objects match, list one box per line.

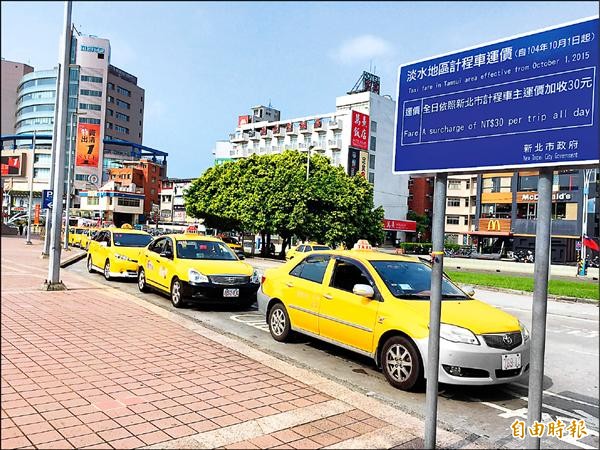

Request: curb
left=59, top=249, right=87, bottom=268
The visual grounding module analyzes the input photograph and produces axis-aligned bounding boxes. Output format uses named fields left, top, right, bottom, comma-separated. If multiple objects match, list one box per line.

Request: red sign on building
left=238, top=115, right=251, bottom=126
left=351, top=110, right=370, bottom=150
left=383, top=219, right=417, bottom=232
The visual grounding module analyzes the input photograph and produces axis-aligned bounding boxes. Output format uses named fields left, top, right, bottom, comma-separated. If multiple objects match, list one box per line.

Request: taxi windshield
left=370, top=260, right=468, bottom=300
left=113, top=233, right=152, bottom=247
left=176, top=240, right=238, bottom=260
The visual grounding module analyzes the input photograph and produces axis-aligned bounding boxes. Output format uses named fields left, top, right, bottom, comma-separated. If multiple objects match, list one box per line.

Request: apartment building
left=1, top=59, right=33, bottom=135
left=159, top=178, right=195, bottom=224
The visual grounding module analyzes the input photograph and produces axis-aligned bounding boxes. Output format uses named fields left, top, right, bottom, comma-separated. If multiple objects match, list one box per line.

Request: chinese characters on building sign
left=351, top=110, right=370, bottom=151
left=76, top=123, right=101, bottom=168
left=394, top=18, right=599, bottom=174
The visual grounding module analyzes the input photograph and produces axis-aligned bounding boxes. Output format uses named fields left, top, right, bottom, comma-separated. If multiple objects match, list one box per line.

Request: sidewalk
left=1, top=237, right=473, bottom=449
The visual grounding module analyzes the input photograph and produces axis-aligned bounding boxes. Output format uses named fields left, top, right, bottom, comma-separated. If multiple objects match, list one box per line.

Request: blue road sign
left=393, top=17, right=599, bottom=174
left=42, top=189, right=53, bottom=209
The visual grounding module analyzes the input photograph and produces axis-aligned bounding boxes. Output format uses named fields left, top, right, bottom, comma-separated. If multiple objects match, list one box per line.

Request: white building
left=159, top=178, right=195, bottom=224
left=79, top=181, right=144, bottom=226
left=214, top=90, right=410, bottom=243
left=444, top=174, right=478, bottom=245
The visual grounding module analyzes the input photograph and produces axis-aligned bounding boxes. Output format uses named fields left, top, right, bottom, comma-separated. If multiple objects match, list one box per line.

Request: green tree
left=184, top=150, right=384, bottom=254
left=406, top=210, right=431, bottom=242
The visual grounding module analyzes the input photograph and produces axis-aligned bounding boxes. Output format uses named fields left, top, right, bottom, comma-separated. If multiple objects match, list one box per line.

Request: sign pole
left=43, top=64, right=62, bottom=257
left=44, top=0, right=72, bottom=290
left=25, top=131, right=36, bottom=245
left=525, top=167, right=553, bottom=450
left=424, top=172, right=447, bottom=449
left=63, top=112, right=74, bottom=250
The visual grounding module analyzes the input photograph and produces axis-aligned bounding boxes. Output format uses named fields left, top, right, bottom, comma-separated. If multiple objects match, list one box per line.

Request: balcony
left=272, top=126, right=283, bottom=136
left=313, top=119, right=325, bottom=132
left=328, top=139, right=342, bottom=149
left=249, top=131, right=260, bottom=141
left=329, top=120, right=342, bottom=129
left=230, top=132, right=248, bottom=143
left=299, top=125, right=312, bottom=134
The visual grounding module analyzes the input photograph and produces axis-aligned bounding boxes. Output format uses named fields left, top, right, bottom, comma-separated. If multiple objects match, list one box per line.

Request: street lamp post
left=63, top=110, right=85, bottom=250
left=306, top=145, right=315, bottom=181
left=580, top=168, right=594, bottom=275
left=25, top=131, right=37, bottom=245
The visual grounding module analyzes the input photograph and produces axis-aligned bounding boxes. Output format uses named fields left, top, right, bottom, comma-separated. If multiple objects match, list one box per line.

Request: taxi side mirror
left=236, top=251, right=245, bottom=260
left=464, top=286, right=475, bottom=298
left=353, top=284, right=374, bottom=298
left=99, top=241, right=108, bottom=247
left=160, top=250, right=174, bottom=259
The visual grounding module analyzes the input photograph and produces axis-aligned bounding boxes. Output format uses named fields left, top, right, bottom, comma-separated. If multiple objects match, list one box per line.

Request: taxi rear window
left=113, top=233, right=152, bottom=247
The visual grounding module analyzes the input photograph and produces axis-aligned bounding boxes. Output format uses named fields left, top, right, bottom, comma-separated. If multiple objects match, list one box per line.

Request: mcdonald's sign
left=478, top=218, right=511, bottom=234
left=487, top=219, right=501, bottom=231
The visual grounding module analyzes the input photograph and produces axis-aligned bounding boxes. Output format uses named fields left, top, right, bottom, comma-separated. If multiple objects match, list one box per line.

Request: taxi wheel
left=138, top=268, right=149, bottom=293
left=87, top=256, right=94, bottom=273
left=268, top=303, right=293, bottom=342
left=103, top=260, right=112, bottom=281
left=381, top=336, right=423, bottom=391
left=170, top=278, right=187, bottom=308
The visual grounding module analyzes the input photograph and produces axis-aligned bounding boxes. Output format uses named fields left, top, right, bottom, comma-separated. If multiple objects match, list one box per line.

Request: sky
left=1, top=1, right=598, bottom=179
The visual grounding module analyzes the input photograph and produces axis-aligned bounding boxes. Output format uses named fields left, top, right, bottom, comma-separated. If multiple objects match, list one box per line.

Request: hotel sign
left=81, top=45, right=105, bottom=54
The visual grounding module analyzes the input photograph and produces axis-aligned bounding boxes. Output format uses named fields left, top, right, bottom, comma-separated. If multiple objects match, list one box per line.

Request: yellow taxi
left=219, top=235, right=244, bottom=256
left=137, top=234, right=260, bottom=308
left=285, top=242, right=331, bottom=261
left=87, top=226, right=152, bottom=280
left=79, top=227, right=100, bottom=251
left=68, top=227, right=87, bottom=247
left=261, top=241, right=530, bottom=391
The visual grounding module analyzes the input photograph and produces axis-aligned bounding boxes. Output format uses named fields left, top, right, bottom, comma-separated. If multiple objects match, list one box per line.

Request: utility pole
left=579, top=168, right=593, bottom=275
left=63, top=113, right=75, bottom=250
left=306, top=145, right=314, bottom=181
left=42, top=67, right=61, bottom=257
left=44, top=0, right=72, bottom=290
left=25, top=131, right=36, bottom=245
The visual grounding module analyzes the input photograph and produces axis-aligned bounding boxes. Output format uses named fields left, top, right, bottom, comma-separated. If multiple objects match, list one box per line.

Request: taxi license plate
left=223, top=289, right=239, bottom=298
left=501, top=353, right=521, bottom=370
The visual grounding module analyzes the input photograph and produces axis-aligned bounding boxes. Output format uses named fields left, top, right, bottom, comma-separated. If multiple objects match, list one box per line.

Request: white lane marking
left=230, top=313, right=270, bottom=332
left=572, top=350, right=600, bottom=356
left=512, top=383, right=599, bottom=409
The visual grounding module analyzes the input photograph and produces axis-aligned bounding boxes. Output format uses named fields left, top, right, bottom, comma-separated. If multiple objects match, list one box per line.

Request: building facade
left=109, top=160, right=164, bottom=218
left=444, top=174, right=478, bottom=245
left=472, top=168, right=597, bottom=263
left=2, top=31, right=150, bottom=220
left=79, top=181, right=144, bottom=227
left=159, top=178, right=195, bottom=224
left=2, top=59, right=34, bottom=135
left=214, top=88, right=410, bottom=242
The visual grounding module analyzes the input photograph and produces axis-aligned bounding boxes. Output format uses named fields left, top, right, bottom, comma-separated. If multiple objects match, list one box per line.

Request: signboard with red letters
left=238, top=115, right=251, bottom=126
left=351, top=110, right=370, bottom=150
left=383, top=219, right=417, bottom=232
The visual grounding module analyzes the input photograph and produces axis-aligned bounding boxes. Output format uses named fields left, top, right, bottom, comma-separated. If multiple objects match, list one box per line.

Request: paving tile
left=271, top=429, right=304, bottom=443
left=98, top=427, right=132, bottom=442
left=164, top=424, right=195, bottom=439
left=248, top=434, right=284, bottom=448
left=59, top=424, right=95, bottom=439
left=68, top=433, right=105, bottom=448
left=189, top=419, right=219, bottom=433
left=137, top=430, right=170, bottom=445
left=126, top=421, right=159, bottom=435
left=39, top=438, right=72, bottom=449
left=108, top=435, right=144, bottom=449
left=1, top=426, right=24, bottom=439
left=0, top=436, right=33, bottom=448
left=27, top=429, right=64, bottom=445
left=289, top=438, right=320, bottom=449
left=87, top=418, right=121, bottom=433
left=151, top=416, right=183, bottom=429
left=311, top=432, right=342, bottom=446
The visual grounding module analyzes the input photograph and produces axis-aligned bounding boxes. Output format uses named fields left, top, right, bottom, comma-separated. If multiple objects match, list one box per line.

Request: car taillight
left=261, top=275, right=266, bottom=284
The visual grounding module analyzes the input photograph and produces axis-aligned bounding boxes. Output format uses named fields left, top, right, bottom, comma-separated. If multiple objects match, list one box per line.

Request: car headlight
left=188, top=269, right=208, bottom=284
left=439, top=323, right=480, bottom=345
left=520, top=321, right=530, bottom=342
left=251, top=269, right=260, bottom=284
left=114, top=253, right=131, bottom=261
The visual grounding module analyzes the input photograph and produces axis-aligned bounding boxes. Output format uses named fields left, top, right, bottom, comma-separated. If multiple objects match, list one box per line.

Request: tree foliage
left=184, top=151, right=384, bottom=251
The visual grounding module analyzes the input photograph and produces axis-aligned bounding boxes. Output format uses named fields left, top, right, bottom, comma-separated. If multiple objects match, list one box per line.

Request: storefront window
left=517, top=203, right=537, bottom=219
left=482, top=177, right=512, bottom=193
left=554, top=170, right=579, bottom=191
left=481, top=203, right=512, bottom=218
left=518, top=175, right=538, bottom=192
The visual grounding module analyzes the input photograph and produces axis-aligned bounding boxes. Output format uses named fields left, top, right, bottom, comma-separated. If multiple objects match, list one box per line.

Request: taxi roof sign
left=353, top=239, right=373, bottom=251
left=121, top=223, right=133, bottom=229
left=185, top=225, right=199, bottom=234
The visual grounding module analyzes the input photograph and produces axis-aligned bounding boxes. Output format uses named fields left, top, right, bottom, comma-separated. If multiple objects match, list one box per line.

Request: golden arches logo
left=487, top=219, right=501, bottom=231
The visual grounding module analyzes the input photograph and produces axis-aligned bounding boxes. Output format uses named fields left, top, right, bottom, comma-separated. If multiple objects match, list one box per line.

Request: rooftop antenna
left=268, top=98, right=272, bottom=108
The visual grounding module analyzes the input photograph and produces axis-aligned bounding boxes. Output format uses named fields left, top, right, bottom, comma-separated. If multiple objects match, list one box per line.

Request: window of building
left=368, top=172, right=375, bottom=184
left=79, top=103, right=101, bottom=111
left=290, top=136, right=298, bottom=148
left=16, top=117, right=53, bottom=128
left=465, top=180, right=471, bottom=190
left=370, top=136, right=376, bottom=151
left=481, top=203, right=512, bottom=218
left=369, top=154, right=375, bottom=170
left=108, top=96, right=114, bottom=103
left=87, top=197, right=100, bottom=205
left=34, top=153, right=52, bottom=164
left=371, top=120, right=377, bottom=133
left=107, top=108, right=114, bottom=116
left=116, top=86, right=131, bottom=97
left=117, top=198, right=140, bottom=207
left=518, top=174, right=538, bottom=192
left=448, top=180, right=462, bottom=190
left=447, top=198, right=461, bottom=207
left=482, top=176, right=511, bottom=193
left=80, top=89, right=102, bottom=97
left=79, top=117, right=101, bottom=125
left=115, top=112, right=130, bottom=122
left=108, top=82, right=115, bottom=90
left=33, top=168, right=50, bottom=179
left=465, top=197, right=470, bottom=207
left=554, top=169, right=579, bottom=191
left=446, top=216, right=461, bottom=225
left=81, top=75, right=103, bottom=83
left=114, top=124, right=129, bottom=134
left=116, top=99, right=130, bottom=109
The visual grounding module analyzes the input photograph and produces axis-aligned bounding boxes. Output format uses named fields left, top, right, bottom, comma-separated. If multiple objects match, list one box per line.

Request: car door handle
left=323, top=294, right=333, bottom=299
left=286, top=282, right=294, bottom=287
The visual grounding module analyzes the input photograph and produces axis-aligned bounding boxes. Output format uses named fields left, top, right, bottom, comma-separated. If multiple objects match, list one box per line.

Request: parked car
left=220, top=235, right=245, bottom=258
left=285, top=242, right=331, bottom=261
left=137, top=234, right=260, bottom=308
left=87, top=227, right=152, bottom=280
left=261, top=241, right=530, bottom=391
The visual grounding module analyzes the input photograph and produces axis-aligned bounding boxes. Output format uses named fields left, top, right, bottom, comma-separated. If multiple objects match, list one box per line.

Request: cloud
left=332, top=34, right=393, bottom=65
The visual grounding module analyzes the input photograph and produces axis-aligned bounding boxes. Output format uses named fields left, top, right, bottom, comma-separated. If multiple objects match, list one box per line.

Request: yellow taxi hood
left=402, top=299, right=520, bottom=335
left=112, top=246, right=145, bottom=259
left=177, top=259, right=254, bottom=276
